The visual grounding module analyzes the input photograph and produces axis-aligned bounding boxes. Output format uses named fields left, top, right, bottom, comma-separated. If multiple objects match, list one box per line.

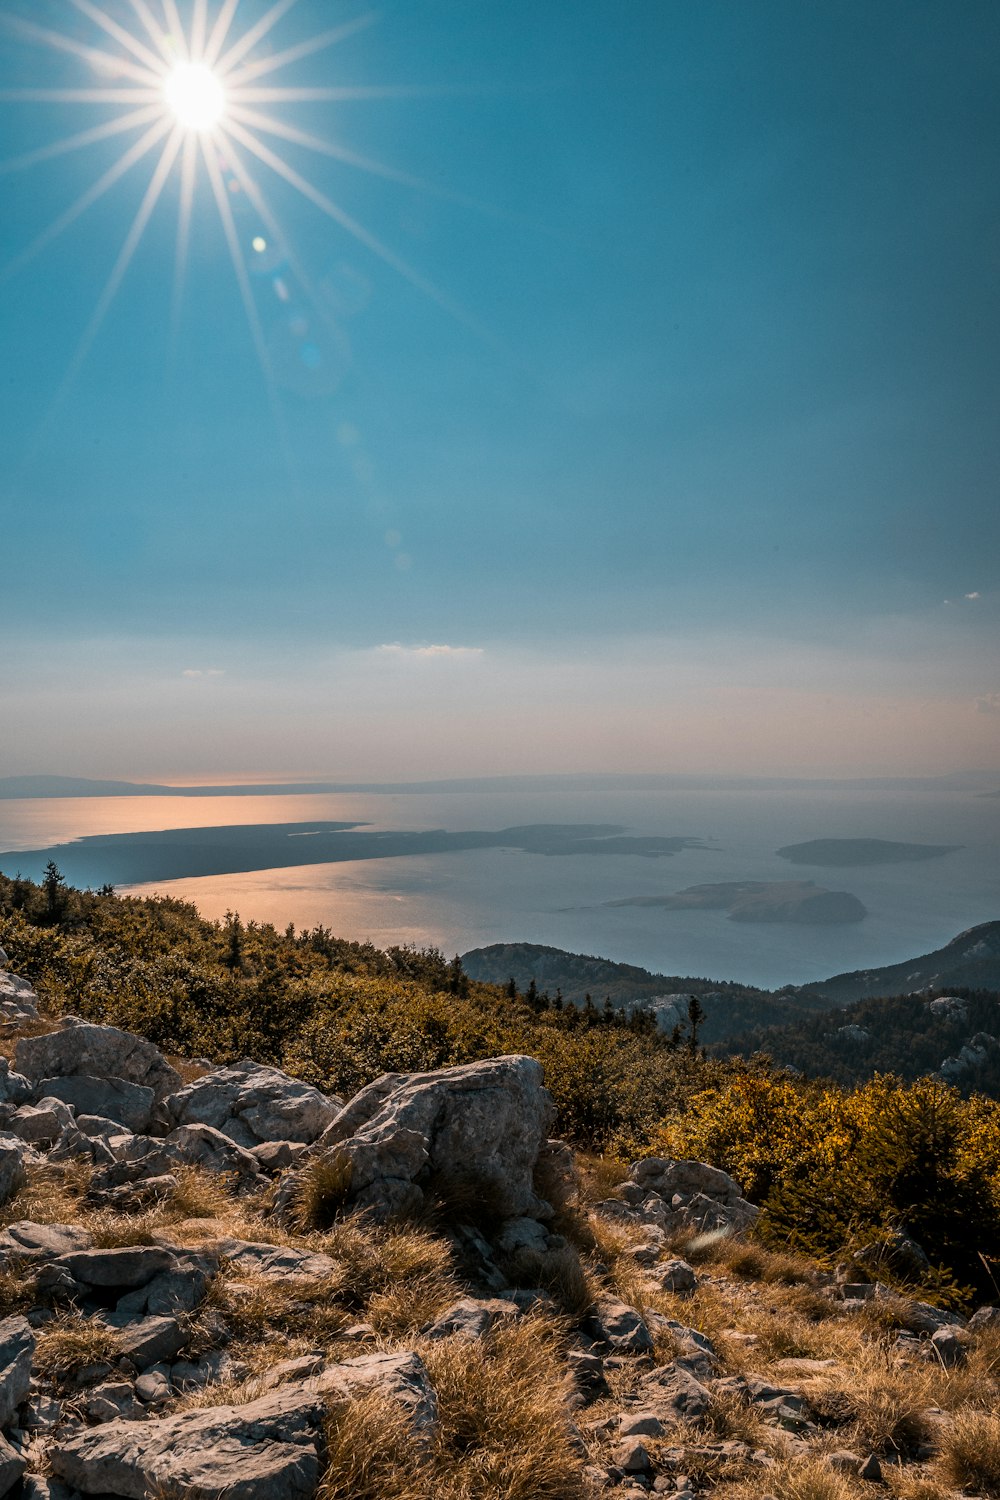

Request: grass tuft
left=288, top=1152, right=353, bottom=1232
left=937, top=1408, right=1000, bottom=1495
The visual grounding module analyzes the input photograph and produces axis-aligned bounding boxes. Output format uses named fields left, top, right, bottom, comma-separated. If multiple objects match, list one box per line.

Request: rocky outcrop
left=161, top=1060, right=342, bottom=1149
left=15, top=1020, right=181, bottom=1101
left=304, top=1054, right=555, bottom=1220
left=0, top=969, right=38, bottom=1024
left=49, top=1351, right=436, bottom=1499
left=597, top=1156, right=758, bottom=1237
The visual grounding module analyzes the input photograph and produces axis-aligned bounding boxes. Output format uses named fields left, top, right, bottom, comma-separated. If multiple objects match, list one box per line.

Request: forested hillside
left=720, top=986, right=1000, bottom=1092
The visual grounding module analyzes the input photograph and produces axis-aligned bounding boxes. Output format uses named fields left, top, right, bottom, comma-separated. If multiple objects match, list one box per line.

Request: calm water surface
left=0, top=786, right=997, bottom=989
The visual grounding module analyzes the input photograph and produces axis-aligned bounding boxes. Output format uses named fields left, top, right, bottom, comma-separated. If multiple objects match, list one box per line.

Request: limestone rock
left=214, top=1238, right=338, bottom=1281
left=0, top=970, right=39, bottom=1024
left=111, top=1315, right=185, bottom=1369
left=50, top=1350, right=436, bottom=1498
left=616, top=1157, right=758, bottom=1237
left=0, top=1314, right=35, bottom=1429
left=8, top=1098, right=75, bottom=1146
left=37, top=1076, right=154, bottom=1134
left=589, top=1298, right=655, bottom=1356
left=0, top=1059, right=31, bottom=1107
left=653, top=1258, right=697, bottom=1293
left=162, top=1060, right=342, bottom=1148
left=0, top=1220, right=93, bottom=1266
left=15, top=1021, right=181, bottom=1101
left=641, top=1361, right=712, bottom=1421
left=54, top=1246, right=175, bottom=1290
left=969, top=1306, right=1000, bottom=1334
left=312, top=1054, right=555, bottom=1221
left=423, top=1297, right=517, bottom=1341
left=167, top=1123, right=263, bottom=1183
left=0, top=1433, right=25, bottom=1498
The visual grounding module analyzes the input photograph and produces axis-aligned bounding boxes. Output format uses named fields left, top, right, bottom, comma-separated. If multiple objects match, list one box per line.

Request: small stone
left=859, top=1453, right=883, bottom=1482
left=828, top=1450, right=862, bottom=1473
left=619, top=1412, right=665, bottom=1438
left=135, top=1371, right=171, bottom=1405
left=654, top=1258, right=697, bottom=1294
left=616, top=1439, right=652, bottom=1474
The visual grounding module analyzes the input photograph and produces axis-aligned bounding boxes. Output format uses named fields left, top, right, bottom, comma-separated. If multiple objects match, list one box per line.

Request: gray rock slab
left=314, top=1053, right=555, bottom=1221
left=0, top=1140, right=29, bottom=1206
left=214, top=1239, right=338, bottom=1281
left=0, top=1432, right=25, bottom=1498
left=37, top=1077, right=153, bottom=1134
left=0, top=1314, right=35, bottom=1429
left=590, top=1298, right=655, bottom=1356
left=162, top=1060, right=341, bottom=1148
left=50, top=1349, right=436, bottom=1498
left=0, top=1221, right=93, bottom=1265
left=55, top=1247, right=175, bottom=1290
left=15, top=1022, right=181, bottom=1102
left=641, top=1362, right=712, bottom=1421
left=112, top=1315, right=185, bottom=1369
left=423, top=1297, right=517, bottom=1341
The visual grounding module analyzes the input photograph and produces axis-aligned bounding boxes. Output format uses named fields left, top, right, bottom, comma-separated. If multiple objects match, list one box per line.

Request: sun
left=164, top=62, right=226, bottom=133
left=0, top=0, right=486, bottom=430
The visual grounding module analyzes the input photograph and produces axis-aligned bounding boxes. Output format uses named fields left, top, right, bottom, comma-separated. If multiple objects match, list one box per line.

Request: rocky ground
left=0, top=954, right=998, bottom=1500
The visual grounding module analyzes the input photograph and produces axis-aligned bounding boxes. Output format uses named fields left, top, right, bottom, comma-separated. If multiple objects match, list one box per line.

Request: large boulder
left=15, top=1021, right=181, bottom=1102
left=50, top=1351, right=436, bottom=1498
left=162, top=1060, right=341, bottom=1148
left=309, top=1055, right=555, bottom=1221
left=0, top=1221, right=93, bottom=1267
left=37, top=1076, right=154, bottom=1134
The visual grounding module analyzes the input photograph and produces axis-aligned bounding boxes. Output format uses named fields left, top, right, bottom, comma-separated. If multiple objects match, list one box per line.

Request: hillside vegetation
left=4, top=871, right=1000, bottom=1308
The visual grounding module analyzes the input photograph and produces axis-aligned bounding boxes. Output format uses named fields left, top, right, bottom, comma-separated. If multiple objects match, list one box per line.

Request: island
left=606, top=880, right=867, bottom=924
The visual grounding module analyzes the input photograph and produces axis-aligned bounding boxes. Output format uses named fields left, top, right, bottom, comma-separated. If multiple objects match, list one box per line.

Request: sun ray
left=1, top=14, right=161, bottom=89
left=230, top=85, right=472, bottom=103
left=0, top=104, right=162, bottom=177
left=160, top=0, right=189, bottom=62
left=226, top=101, right=498, bottom=214
left=57, top=126, right=184, bottom=395
left=0, top=117, right=172, bottom=287
left=221, top=116, right=493, bottom=341
left=217, top=127, right=323, bottom=313
left=171, top=131, right=198, bottom=337
left=223, top=14, right=377, bottom=89
left=216, top=0, right=300, bottom=77
left=123, top=0, right=173, bottom=64
left=200, top=133, right=292, bottom=460
left=191, top=0, right=209, bottom=62
left=0, top=88, right=161, bottom=104
left=66, top=0, right=166, bottom=78
left=204, top=0, right=242, bottom=69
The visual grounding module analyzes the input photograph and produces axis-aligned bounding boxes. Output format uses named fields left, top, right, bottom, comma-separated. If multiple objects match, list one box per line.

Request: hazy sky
left=1, top=0, right=998, bottom=780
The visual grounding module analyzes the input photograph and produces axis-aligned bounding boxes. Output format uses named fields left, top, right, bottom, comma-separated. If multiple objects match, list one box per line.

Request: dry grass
left=937, top=1408, right=1000, bottom=1495
left=320, top=1388, right=437, bottom=1500
left=366, top=1270, right=461, bottom=1337
left=803, top=1349, right=937, bottom=1458
left=684, top=1232, right=824, bottom=1288
left=319, top=1314, right=582, bottom=1500
left=287, top=1152, right=353, bottom=1232
left=716, top=1456, right=865, bottom=1500
left=34, top=1313, right=124, bottom=1383
left=0, top=1160, right=92, bottom=1228
left=575, top=1152, right=630, bottom=1207
left=164, top=1166, right=235, bottom=1221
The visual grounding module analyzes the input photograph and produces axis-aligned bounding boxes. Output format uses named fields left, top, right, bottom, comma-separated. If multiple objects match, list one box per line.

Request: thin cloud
left=373, top=643, right=484, bottom=660
left=976, top=693, right=1000, bottom=716
left=965, top=591, right=981, bottom=600
left=181, top=668, right=225, bottom=678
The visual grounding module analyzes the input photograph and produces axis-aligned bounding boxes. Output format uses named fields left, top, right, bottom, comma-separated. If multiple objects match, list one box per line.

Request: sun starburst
left=0, top=1, right=489, bottom=435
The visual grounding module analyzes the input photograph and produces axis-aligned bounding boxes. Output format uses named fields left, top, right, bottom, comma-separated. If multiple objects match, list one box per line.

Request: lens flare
left=164, top=62, right=226, bottom=132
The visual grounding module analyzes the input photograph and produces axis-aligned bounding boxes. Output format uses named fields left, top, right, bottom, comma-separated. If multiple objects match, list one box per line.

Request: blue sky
left=1, top=0, right=998, bottom=779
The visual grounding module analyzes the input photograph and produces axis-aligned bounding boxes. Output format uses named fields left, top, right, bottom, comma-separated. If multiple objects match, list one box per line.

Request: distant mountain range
left=461, top=920, right=1000, bottom=1054
left=3, top=771, right=998, bottom=799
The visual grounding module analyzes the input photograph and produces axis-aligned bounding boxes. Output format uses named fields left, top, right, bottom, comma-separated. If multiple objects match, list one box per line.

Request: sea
left=0, top=782, right=997, bottom=991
